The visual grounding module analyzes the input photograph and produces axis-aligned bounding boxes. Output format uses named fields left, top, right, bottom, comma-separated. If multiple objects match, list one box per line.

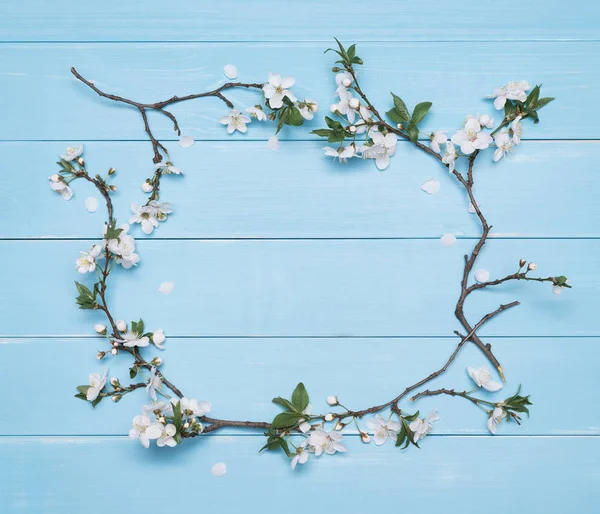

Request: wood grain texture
left=1, top=337, right=597, bottom=436
left=0, top=239, right=591, bottom=337
left=4, top=141, right=600, bottom=239
left=1, top=0, right=599, bottom=42
left=1, top=42, right=597, bottom=141
left=1, top=436, right=598, bottom=514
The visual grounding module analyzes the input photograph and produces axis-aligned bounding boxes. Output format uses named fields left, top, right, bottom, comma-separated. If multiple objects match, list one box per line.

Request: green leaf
left=395, top=424, right=407, bottom=447
left=173, top=401, right=182, bottom=430
left=74, top=393, right=88, bottom=401
left=74, top=281, right=96, bottom=310
left=312, top=129, right=334, bottom=138
left=403, top=411, right=420, bottom=422
left=272, top=397, right=296, bottom=412
left=279, top=438, right=295, bottom=458
left=504, top=101, right=516, bottom=120
left=537, top=97, right=555, bottom=109
left=406, top=122, right=419, bottom=143
left=325, top=116, right=343, bottom=130
left=271, top=411, right=301, bottom=429
left=91, top=395, right=103, bottom=408
left=390, top=93, right=410, bottom=122
left=287, top=107, right=304, bottom=127
left=129, top=366, right=138, bottom=379
left=411, top=102, right=432, bottom=125
left=386, top=108, right=404, bottom=124
left=525, top=86, right=540, bottom=110
left=76, top=385, right=91, bottom=395
left=291, top=383, right=309, bottom=412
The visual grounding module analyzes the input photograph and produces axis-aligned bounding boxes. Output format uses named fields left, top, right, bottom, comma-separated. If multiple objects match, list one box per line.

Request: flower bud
left=528, top=262, right=537, bottom=271
left=159, top=416, right=166, bottom=424
left=109, top=185, right=117, bottom=191
left=141, top=181, right=153, bottom=193
left=360, top=432, right=371, bottom=443
left=334, top=421, right=345, bottom=431
left=349, top=98, right=359, bottom=109
left=110, top=348, right=118, bottom=356
left=96, top=351, right=106, bottom=360
left=349, top=125, right=357, bottom=133
left=112, top=395, right=121, bottom=402
left=324, top=413, right=334, bottom=422
left=110, top=377, right=120, bottom=387
left=326, top=395, right=338, bottom=406
left=150, top=357, right=163, bottom=367
left=116, top=320, right=127, bottom=332
left=397, top=123, right=404, bottom=130
left=332, top=67, right=341, bottom=72
left=183, top=422, right=190, bottom=430
left=329, top=104, right=338, bottom=113
left=342, top=78, right=352, bottom=88
left=519, top=259, right=526, bottom=268
left=108, top=167, right=116, bottom=176
left=78, top=158, right=85, bottom=166
left=94, top=324, right=107, bottom=334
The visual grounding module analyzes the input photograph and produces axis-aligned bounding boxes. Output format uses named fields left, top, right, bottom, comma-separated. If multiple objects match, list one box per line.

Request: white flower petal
left=178, top=135, right=195, bottom=148
left=475, top=269, right=490, bottom=283
left=211, top=462, right=227, bottom=477
left=85, top=197, right=98, bottom=213
left=421, top=179, right=440, bottom=195
left=158, top=281, right=175, bottom=295
left=440, top=233, right=457, bottom=247
left=223, top=64, right=238, bottom=80
left=268, top=135, right=279, bottom=151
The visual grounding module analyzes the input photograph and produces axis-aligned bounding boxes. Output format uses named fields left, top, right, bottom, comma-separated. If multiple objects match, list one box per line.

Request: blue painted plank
left=1, top=436, right=598, bottom=513
left=1, top=337, right=597, bottom=436
left=0, top=239, right=590, bottom=337
left=4, top=141, right=600, bottom=239
left=1, top=0, right=599, bottom=42
left=1, top=42, right=597, bottom=140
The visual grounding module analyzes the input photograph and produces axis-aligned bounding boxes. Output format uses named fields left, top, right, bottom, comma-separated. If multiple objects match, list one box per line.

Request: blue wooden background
left=1, top=1, right=599, bottom=512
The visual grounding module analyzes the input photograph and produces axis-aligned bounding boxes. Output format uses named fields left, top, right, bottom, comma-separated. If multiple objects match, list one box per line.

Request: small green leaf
left=311, top=129, right=334, bottom=138
left=411, top=102, right=432, bottom=125
left=525, top=85, right=540, bottom=110
left=386, top=108, right=404, bottom=124
left=76, top=385, right=91, bottom=395
left=173, top=401, right=182, bottom=430
left=91, top=395, right=103, bottom=408
left=129, top=366, right=138, bottom=379
left=279, top=438, right=295, bottom=458
left=406, top=122, right=419, bottom=143
left=272, top=397, right=296, bottom=412
left=74, top=393, right=88, bottom=401
left=291, top=383, right=309, bottom=412
left=271, top=412, right=301, bottom=429
left=286, top=107, right=304, bottom=127
left=537, top=97, right=555, bottom=109
left=403, top=411, right=420, bottom=422
left=390, top=93, right=410, bottom=122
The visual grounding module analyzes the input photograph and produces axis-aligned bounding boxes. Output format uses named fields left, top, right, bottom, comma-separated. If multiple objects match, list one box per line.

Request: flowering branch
left=54, top=41, right=570, bottom=470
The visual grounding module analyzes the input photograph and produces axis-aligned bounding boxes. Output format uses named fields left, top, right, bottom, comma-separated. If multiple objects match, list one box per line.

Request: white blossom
left=478, top=114, right=495, bottom=129
left=263, top=73, right=296, bottom=109
left=511, top=115, right=524, bottom=145
left=117, top=330, right=150, bottom=348
left=147, top=200, right=173, bottom=222
left=129, top=414, right=153, bottom=448
left=106, top=226, right=140, bottom=269
left=141, top=181, right=153, bottom=193
left=487, top=406, right=506, bottom=434
left=362, top=132, right=397, bottom=170
left=298, top=405, right=313, bottom=433
left=409, top=410, right=439, bottom=442
left=335, top=71, right=353, bottom=100
left=49, top=176, right=73, bottom=201
left=245, top=105, right=267, bottom=121
left=366, top=414, right=401, bottom=445
left=143, top=401, right=173, bottom=417
left=299, top=99, right=319, bottom=120
left=129, top=203, right=159, bottom=234
left=87, top=368, right=108, bottom=401
left=179, top=397, right=211, bottom=417
left=429, top=131, right=447, bottom=154
left=323, top=144, right=356, bottom=163
left=155, top=162, right=182, bottom=175
left=220, top=109, right=251, bottom=134
left=116, top=320, right=127, bottom=332
left=146, top=366, right=162, bottom=401
left=442, top=141, right=458, bottom=172
left=308, top=428, right=347, bottom=456
left=451, top=116, right=493, bottom=155
left=491, top=81, right=530, bottom=110
left=76, top=251, right=97, bottom=273
left=467, top=366, right=503, bottom=392
left=493, top=130, right=514, bottom=162
left=151, top=329, right=166, bottom=350
left=61, top=145, right=84, bottom=161
left=291, top=439, right=310, bottom=470
left=94, top=324, right=106, bottom=334
left=147, top=422, right=177, bottom=447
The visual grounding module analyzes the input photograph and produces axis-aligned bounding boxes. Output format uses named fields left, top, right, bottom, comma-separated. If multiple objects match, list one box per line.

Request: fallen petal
left=440, top=233, right=457, bottom=247
left=178, top=135, right=195, bottom=148
left=475, top=269, right=490, bottom=283
left=85, top=197, right=99, bottom=213
left=158, top=282, right=175, bottom=295
left=268, top=135, right=279, bottom=151
left=421, top=179, right=440, bottom=195
left=467, top=202, right=481, bottom=214
left=211, top=462, right=227, bottom=477
left=223, top=64, right=238, bottom=79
